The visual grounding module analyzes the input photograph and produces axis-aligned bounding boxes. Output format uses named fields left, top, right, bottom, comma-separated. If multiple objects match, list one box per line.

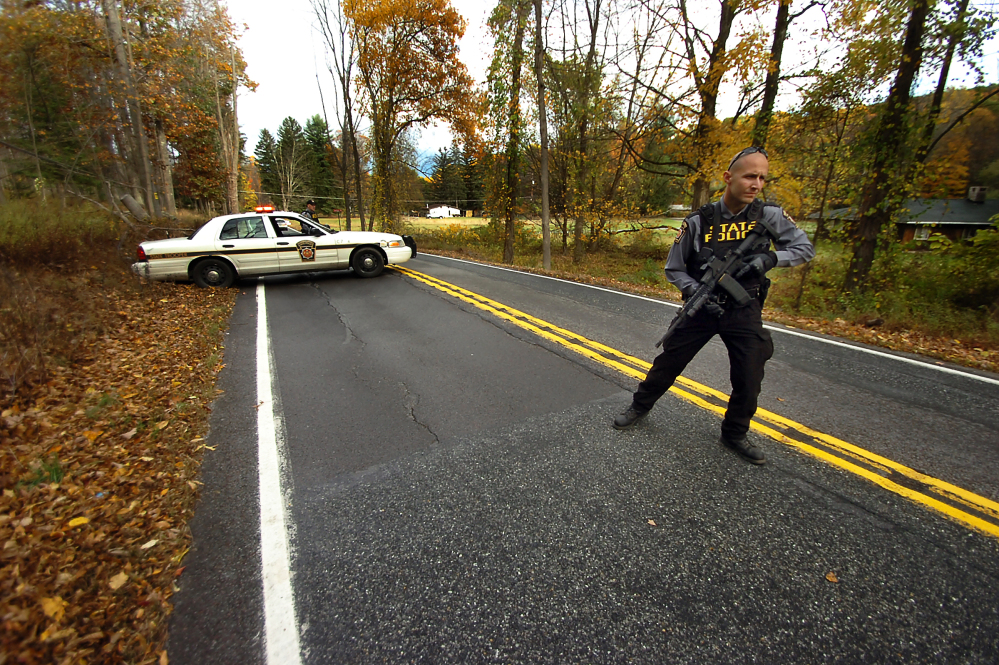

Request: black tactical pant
left=632, top=299, right=774, bottom=440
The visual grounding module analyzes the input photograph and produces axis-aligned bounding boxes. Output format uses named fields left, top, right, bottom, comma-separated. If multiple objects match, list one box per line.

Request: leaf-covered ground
left=1, top=283, right=236, bottom=664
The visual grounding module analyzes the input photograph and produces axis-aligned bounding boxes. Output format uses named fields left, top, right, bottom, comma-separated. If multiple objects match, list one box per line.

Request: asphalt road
left=168, top=254, right=999, bottom=664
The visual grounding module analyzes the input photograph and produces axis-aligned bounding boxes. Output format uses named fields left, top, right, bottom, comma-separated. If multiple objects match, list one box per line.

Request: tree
left=254, top=129, right=280, bottom=204
left=534, top=0, right=552, bottom=269
left=487, top=0, right=532, bottom=263
left=304, top=114, right=341, bottom=215
left=347, top=0, right=474, bottom=231
left=275, top=117, right=309, bottom=211
left=314, top=0, right=367, bottom=230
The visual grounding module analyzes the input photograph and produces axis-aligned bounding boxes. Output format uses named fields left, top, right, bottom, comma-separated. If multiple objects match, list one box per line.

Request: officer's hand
left=681, top=285, right=698, bottom=301
left=735, top=251, right=777, bottom=279
left=704, top=296, right=725, bottom=318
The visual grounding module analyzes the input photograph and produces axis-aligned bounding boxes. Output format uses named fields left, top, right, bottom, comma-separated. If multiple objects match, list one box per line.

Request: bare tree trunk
left=751, top=0, right=790, bottom=149
left=212, top=48, right=240, bottom=215
left=682, top=0, right=736, bottom=207
left=102, top=0, right=157, bottom=216
left=573, top=0, right=601, bottom=264
left=914, top=0, right=970, bottom=166
left=844, top=0, right=930, bottom=292
left=315, top=0, right=366, bottom=231
left=155, top=119, right=177, bottom=216
left=534, top=0, right=551, bottom=271
left=503, top=0, right=531, bottom=264
left=0, top=150, right=9, bottom=205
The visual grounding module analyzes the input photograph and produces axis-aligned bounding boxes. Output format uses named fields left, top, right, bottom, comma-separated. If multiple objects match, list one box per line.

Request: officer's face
left=723, top=153, right=768, bottom=209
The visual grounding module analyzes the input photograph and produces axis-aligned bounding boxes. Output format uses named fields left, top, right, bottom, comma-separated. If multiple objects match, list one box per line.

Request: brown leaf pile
left=1, top=284, right=236, bottom=664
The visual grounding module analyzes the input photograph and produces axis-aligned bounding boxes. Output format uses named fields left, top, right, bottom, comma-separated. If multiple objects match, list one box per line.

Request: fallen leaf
left=68, top=517, right=90, bottom=527
left=647, top=519, right=657, bottom=527
left=140, top=539, right=159, bottom=550
left=826, top=571, right=839, bottom=583
left=121, top=428, right=137, bottom=440
left=109, top=572, right=129, bottom=590
left=160, top=650, right=169, bottom=665
left=155, top=420, right=169, bottom=430
left=40, top=596, right=68, bottom=621
left=82, top=430, right=103, bottom=442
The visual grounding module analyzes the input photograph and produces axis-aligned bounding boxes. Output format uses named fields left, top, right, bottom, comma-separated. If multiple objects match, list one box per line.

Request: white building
left=428, top=206, right=461, bottom=219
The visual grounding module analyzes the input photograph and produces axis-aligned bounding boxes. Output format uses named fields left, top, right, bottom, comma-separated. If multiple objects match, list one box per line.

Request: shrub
left=0, top=200, right=121, bottom=267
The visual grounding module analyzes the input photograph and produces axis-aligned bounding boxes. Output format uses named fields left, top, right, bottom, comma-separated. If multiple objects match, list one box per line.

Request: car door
left=269, top=215, right=340, bottom=272
left=214, top=216, right=281, bottom=275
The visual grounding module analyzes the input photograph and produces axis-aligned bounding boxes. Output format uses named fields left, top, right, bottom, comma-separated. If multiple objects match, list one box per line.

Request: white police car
left=131, top=207, right=417, bottom=287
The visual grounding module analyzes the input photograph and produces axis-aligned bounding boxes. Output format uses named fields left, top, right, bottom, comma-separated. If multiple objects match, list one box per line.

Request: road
left=168, top=253, right=999, bottom=664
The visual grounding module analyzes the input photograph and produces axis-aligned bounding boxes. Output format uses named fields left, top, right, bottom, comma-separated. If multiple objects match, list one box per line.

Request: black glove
left=735, top=251, right=778, bottom=279
left=703, top=296, right=725, bottom=318
left=681, top=285, right=698, bottom=301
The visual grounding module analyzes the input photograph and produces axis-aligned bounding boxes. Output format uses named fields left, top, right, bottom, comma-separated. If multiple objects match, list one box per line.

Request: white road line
left=422, top=253, right=999, bottom=387
left=256, top=282, right=303, bottom=665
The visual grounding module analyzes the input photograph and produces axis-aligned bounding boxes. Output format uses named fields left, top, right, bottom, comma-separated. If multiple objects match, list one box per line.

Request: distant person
left=301, top=199, right=317, bottom=221
left=613, top=146, right=814, bottom=465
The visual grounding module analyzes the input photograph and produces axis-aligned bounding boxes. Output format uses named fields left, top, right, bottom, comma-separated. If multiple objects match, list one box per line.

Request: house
left=810, top=187, right=998, bottom=242
left=427, top=205, right=461, bottom=219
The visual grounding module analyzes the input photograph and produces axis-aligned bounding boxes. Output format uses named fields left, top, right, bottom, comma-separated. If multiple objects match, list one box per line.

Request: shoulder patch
left=674, top=219, right=688, bottom=244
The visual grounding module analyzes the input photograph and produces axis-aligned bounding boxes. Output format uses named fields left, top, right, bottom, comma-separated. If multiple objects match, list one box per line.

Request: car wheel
left=351, top=247, right=384, bottom=278
left=192, top=258, right=235, bottom=288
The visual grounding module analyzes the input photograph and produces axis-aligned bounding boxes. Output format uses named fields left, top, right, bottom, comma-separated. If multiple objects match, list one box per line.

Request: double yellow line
left=394, top=264, right=999, bottom=539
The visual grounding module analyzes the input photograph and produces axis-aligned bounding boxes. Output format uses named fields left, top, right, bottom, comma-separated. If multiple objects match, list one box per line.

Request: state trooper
left=301, top=199, right=317, bottom=221
left=613, top=146, right=814, bottom=464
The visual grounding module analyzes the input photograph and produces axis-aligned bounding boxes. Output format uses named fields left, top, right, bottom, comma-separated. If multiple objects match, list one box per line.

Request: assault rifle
left=655, top=218, right=778, bottom=349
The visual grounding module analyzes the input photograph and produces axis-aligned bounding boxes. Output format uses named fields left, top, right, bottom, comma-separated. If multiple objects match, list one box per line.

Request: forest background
left=0, top=0, right=997, bottom=384
left=1, top=0, right=998, bottom=661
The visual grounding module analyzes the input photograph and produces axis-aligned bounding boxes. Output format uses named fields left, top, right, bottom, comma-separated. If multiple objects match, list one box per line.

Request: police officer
left=301, top=199, right=317, bottom=221
left=613, top=146, right=814, bottom=465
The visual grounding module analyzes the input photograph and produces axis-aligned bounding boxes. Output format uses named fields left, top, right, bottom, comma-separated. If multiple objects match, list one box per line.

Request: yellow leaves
left=82, top=430, right=103, bottom=442
left=68, top=517, right=89, bottom=528
left=826, top=571, right=839, bottom=583
left=109, top=571, right=129, bottom=591
left=40, top=596, right=68, bottom=621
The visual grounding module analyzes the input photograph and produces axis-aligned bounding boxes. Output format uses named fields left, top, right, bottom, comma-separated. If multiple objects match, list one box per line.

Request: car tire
left=351, top=247, right=384, bottom=278
left=192, top=258, right=235, bottom=288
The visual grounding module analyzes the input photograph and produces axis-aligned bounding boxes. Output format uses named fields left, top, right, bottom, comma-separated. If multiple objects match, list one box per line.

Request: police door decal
left=296, top=239, right=317, bottom=261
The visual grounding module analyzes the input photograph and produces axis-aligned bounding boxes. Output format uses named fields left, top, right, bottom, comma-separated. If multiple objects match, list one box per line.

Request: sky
left=226, top=0, right=999, bottom=172
left=226, top=0, right=491, bottom=172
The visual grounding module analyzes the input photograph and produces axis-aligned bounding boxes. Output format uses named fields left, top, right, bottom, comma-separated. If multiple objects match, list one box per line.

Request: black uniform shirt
left=664, top=199, right=814, bottom=295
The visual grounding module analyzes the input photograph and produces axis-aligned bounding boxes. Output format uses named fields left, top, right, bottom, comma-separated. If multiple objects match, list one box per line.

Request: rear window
left=219, top=217, right=269, bottom=240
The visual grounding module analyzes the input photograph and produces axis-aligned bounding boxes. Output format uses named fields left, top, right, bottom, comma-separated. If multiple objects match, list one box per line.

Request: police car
left=131, top=206, right=417, bottom=287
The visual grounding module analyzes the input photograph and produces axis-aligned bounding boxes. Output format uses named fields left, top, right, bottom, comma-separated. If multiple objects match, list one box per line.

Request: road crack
left=312, top=283, right=363, bottom=348
left=400, top=381, right=441, bottom=445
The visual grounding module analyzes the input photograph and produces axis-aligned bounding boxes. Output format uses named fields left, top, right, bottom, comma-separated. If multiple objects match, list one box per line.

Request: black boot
left=720, top=435, right=766, bottom=464
left=613, top=405, right=648, bottom=430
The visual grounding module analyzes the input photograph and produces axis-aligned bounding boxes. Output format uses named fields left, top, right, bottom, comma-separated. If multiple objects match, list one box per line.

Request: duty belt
left=715, top=284, right=760, bottom=308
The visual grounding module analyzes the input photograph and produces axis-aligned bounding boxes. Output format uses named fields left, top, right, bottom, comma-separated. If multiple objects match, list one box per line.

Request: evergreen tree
left=275, top=117, right=308, bottom=211
left=304, top=115, right=340, bottom=215
left=254, top=129, right=280, bottom=205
